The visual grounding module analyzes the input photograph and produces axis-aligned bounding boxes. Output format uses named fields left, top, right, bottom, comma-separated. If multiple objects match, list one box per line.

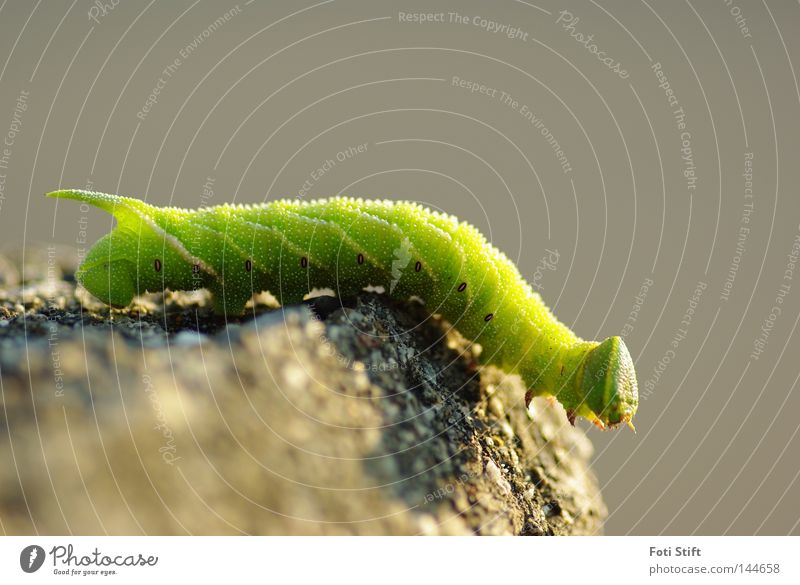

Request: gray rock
left=0, top=255, right=606, bottom=535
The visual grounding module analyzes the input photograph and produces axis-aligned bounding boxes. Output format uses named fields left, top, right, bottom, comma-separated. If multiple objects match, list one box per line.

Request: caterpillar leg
left=524, top=390, right=534, bottom=409
left=524, top=391, right=560, bottom=410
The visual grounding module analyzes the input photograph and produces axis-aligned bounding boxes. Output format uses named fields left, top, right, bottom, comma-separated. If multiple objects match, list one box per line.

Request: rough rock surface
left=0, top=249, right=606, bottom=535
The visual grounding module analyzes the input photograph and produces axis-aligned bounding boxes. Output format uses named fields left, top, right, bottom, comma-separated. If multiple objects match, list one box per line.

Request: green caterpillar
left=48, top=189, right=637, bottom=430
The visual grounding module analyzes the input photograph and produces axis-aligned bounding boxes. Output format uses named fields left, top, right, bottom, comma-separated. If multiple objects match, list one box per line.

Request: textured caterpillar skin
left=48, top=189, right=638, bottom=430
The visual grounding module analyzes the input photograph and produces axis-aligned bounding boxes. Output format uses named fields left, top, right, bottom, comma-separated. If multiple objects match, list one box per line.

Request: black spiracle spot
left=357, top=253, right=364, bottom=265
left=300, top=256, right=308, bottom=269
left=457, top=282, right=467, bottom=292
left=154, top=258, right=162, bottom=272
left=484, top=313, right=494, bottom=322
left=414, top=261, right=422, bottom=272
left=245, top=259, right=252, bottom=272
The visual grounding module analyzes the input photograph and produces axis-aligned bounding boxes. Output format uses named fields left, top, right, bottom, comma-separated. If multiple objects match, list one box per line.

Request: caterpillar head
left=77, top=231, right=138, bottom=308
left=576, top=336, right=638, bottom=430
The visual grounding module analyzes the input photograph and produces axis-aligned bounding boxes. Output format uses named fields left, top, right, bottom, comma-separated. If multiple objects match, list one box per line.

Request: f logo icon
left=20, top=545, right=45, bottom=573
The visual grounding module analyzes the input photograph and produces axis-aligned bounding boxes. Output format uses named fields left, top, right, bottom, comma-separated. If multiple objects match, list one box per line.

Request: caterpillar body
left=49, top=189, right=638, bottom=430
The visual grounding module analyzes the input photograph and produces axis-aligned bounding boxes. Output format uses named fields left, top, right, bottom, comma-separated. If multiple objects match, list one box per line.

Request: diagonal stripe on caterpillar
left=48, top=189, right=638, bottom=430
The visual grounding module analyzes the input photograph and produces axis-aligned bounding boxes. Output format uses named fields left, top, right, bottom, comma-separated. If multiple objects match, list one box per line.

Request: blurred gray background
left=0, top=0, right=798, bottom=534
